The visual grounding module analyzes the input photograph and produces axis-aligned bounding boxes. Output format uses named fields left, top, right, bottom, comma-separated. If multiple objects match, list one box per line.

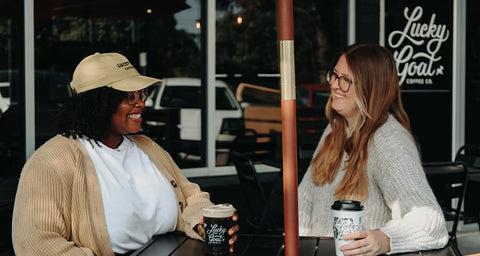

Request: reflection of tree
left=0, top=0, right=348, bottom=85
left=139, top=17, right=201, bottom=79
left=216, top=0, right=347, bottom=87
left=0, top=17, right=22, bottom=70
left=11, top=15, right=201, bottom=79
left=216, top=0, right=278, bottom=79
left=34, top=18, right=135, bottom=73
left=294, top=0, right=347, bottom=84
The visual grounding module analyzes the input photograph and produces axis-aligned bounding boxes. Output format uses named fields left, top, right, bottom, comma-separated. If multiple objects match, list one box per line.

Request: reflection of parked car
left=0, top=70, right=72, bottom=109
left=235, top=83, right=329, bottom=167
left=235, top=83, right=330, bottom=135
left=145, top=77, right=243, bottom=141
left=0, top=82, right=10, bottom=115
left=0, top=70, right=72, bottom=176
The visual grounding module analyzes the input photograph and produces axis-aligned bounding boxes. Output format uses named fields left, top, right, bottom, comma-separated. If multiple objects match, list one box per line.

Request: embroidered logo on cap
left=117, top=61, right=135, bottom=71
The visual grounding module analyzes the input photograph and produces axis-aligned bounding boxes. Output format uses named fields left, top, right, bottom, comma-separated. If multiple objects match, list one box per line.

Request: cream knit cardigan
left=298, top=115, right=449, bottom=254
left=12, top=134, right=213, bottom=256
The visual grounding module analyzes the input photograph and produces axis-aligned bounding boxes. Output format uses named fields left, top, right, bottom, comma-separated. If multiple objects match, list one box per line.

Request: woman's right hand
left=340, top=229, right=391, bottom=256
left=198, top=213, right=239, bottom=253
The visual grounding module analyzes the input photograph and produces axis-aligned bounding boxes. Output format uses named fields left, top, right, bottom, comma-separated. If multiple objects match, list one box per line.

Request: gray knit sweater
left=298, top=115, right=449, bottom=254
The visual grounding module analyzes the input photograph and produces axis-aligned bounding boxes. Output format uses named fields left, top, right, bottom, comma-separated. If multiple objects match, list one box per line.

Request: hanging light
left=195, top=20, right=201, bottom=29
left=236, top=16, right=243, bottom=25
left=146, top=9, right=152, bottom=14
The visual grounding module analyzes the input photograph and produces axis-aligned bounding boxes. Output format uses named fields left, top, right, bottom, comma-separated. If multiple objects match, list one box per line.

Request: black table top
left=130, top=232, right=188, bottom=256
left=130, top=232, right=284, bottom=256
left=131, top=232, right=458, bottom=256
left=276, top=237, right=458, bottom=256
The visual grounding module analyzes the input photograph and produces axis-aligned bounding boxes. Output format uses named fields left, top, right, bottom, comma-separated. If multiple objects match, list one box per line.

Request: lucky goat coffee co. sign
left=385, top=0, right=452, bottom=90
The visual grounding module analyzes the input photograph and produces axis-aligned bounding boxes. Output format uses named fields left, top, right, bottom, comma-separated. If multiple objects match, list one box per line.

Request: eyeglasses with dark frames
left=327, top=70, right=353, bottom=92
left=125, top=88, right=148, bottom=105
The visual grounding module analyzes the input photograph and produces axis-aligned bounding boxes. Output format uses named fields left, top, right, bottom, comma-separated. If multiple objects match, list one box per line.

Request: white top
left=80, top=136, right=178, bottom=253
left=298, top=115, right=449, bottom=254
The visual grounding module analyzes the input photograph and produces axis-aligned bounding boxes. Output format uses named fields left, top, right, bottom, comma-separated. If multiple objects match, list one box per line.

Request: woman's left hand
left=197, top=213, right=240, bottom=253
left=340, top=229, right=391, bottom=256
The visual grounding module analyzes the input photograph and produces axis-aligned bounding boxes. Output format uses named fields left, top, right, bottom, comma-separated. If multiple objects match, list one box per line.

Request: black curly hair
left=56, top=87, right=125, bottom=141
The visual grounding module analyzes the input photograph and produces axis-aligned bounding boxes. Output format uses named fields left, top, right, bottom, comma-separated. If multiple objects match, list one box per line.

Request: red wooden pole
left=278, top=0, right=294, bottom=41
left=278, top=0, right=299, bottom=255
left=281, top=100, right=299, bottom=256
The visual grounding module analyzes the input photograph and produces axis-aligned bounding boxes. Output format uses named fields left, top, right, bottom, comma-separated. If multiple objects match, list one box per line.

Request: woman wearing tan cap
left=11, top=52, right=238, bottom=255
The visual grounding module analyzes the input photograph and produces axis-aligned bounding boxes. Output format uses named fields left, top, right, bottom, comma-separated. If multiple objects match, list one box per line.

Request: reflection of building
left=0, top=0, right=479, bottom=176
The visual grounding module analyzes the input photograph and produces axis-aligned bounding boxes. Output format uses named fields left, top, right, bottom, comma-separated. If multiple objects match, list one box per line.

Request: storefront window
left=1, top=0, right=350, bottom=174
left=215, top=0, right=347, bottom=166
left=2, top=0, right=477, bottom=174
left=31, top=0, right=203, bottom=168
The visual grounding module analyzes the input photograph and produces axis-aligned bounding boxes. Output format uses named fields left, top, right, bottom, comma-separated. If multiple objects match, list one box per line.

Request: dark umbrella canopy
left=0, top=0, right=190, bottom=19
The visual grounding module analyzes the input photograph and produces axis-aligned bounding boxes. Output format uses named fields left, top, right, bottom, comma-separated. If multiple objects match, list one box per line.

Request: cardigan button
left=170, top=180, right=177, bottom=187
left=179, top=201, right=184, bottom=211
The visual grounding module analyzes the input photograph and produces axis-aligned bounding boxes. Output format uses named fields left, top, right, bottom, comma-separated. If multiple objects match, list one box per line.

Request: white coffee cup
left=331, top=200, right=363, bottom=256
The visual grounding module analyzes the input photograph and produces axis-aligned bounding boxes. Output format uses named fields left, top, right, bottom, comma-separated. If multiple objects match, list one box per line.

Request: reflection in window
left=0, top=80, right=11, bottom=115
left=297, top=87, right=310, bottom=107
left=1, top=0, right=351, bottom=172
left=312, top=91, right=330, bottom=107
left=29, top=0, right=203, bottom=167
left=215, top=0, right=347, bottom=166
left=161, top=86, right=238, bottom=110
left=161, top=86, right=201, bottom=108
left=0, top=6, right=23, bottom=179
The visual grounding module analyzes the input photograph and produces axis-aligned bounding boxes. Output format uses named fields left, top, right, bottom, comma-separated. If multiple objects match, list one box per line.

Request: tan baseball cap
left=70, top=52, right=162, bottom=94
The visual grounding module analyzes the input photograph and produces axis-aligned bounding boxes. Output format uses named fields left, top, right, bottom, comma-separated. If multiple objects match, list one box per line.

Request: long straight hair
left=310, top=43, right=413, bottom=201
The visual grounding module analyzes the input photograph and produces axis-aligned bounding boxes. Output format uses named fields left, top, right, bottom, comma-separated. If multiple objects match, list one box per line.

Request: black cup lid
left=331, top=200, right=363, bottom=211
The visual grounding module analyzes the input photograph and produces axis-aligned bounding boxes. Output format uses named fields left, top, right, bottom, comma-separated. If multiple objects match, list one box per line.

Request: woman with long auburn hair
left=298, top=43, right=448, bottom=255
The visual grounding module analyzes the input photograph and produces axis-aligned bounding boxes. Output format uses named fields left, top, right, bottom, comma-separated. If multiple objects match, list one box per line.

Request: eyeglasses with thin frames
left=327, top=70, right=353, bottom=93
left=125, top=88, right=148, bottom=105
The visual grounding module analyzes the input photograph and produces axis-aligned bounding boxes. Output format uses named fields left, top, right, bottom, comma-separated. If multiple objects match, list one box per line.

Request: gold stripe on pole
left=280, top=40, right=296, bottom=100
